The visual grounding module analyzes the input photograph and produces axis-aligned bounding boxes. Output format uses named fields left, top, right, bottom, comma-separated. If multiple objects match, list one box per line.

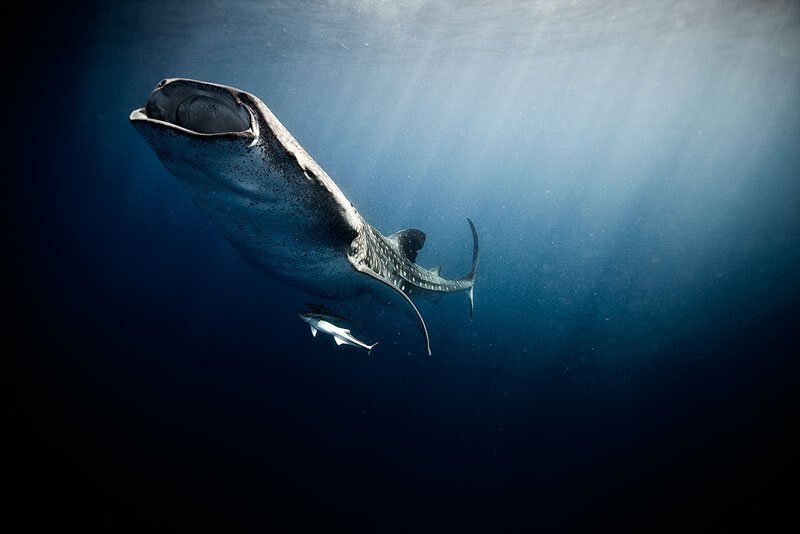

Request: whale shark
left=130, top=78, right=478, bottom=355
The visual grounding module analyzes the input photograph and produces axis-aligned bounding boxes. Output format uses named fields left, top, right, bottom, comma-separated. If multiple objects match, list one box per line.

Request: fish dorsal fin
left=305, top=302, right=332, bottom=314
left=432, top=265, right=442, bottom=276
left=334, top=336, right=347, bottom=346
left=386, top=229, right=426, bottom=263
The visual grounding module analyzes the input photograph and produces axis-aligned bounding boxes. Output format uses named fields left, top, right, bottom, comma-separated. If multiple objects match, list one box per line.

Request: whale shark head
left=129, top=79, right=265, bottom=190
left=142, top=79, right=253, bottom=135
left=130, top=78, right=257, bottom=137
left=129, top=78, right=361, bottom=222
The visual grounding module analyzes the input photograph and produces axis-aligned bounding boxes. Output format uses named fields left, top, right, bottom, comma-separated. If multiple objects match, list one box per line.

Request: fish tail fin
left=462, top=218, right=479, bottom=281
left=462, top=218, right=478, bottom=319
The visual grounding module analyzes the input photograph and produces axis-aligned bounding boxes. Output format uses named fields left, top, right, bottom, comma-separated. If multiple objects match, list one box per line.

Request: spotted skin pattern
left=357, top=224, right=474, bottom=298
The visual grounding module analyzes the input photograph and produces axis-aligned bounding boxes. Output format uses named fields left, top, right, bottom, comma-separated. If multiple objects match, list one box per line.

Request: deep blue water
left=11, top=1, right=800, bottom=529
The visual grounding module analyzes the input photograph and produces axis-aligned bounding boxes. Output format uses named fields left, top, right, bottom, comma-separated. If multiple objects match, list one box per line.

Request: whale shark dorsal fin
left=432, top=265, right=442, bottom=276
left=386, top=228, right=426, bottom=263
left=334, top=336, right=346, bottom=346
left=310, top=325, right=318, bottom=337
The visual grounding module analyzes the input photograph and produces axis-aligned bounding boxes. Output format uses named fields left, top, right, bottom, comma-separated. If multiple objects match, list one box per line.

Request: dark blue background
left=10, top=2, right=798, bottom=530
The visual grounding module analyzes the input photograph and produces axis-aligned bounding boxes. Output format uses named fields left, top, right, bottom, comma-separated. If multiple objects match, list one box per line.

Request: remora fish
left=130, top=78, right=479, bottom=355
left=299, top=312, right=378, bottom=353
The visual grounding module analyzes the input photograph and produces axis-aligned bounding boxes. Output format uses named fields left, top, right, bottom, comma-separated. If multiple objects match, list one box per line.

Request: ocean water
left=12, top=1, right=799, bottom=529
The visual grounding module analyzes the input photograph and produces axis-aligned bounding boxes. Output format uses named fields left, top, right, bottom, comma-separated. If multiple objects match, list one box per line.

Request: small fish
left=299, top=312, right=378, bottom=353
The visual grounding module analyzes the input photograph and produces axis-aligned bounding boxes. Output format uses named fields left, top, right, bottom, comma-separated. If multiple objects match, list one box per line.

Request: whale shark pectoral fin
left=355, top=263, right=432, bottom=356
left=310, top=325, right=318, bottom=337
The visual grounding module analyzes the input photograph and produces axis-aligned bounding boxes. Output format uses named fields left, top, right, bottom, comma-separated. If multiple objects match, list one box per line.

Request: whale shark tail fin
left=462, top=218, right=479, bottom=318
left=462, top=218, right=479, bottom=281
left=367, top=341, right=379, bottom=355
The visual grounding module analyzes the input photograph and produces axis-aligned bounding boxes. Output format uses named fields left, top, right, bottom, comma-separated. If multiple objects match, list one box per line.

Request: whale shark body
left=130, top=78, right=478, bottom=355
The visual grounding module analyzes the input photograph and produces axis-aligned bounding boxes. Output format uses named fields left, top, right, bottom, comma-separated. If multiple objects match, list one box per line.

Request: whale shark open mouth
left=130, top=79, right=255, bottom=137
